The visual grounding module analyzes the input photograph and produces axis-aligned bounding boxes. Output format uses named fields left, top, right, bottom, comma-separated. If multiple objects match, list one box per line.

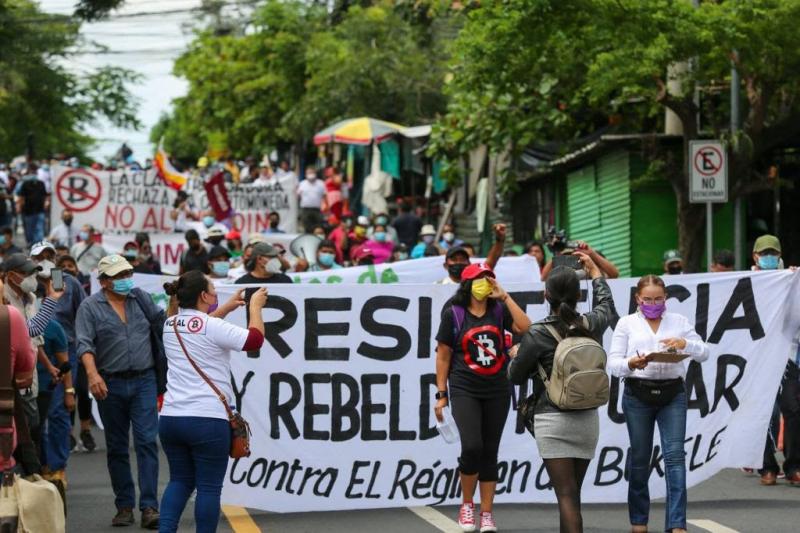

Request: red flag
left=204, top=170, right=233, bottom=221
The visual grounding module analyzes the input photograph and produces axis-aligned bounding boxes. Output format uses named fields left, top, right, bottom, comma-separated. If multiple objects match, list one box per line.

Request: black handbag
left=625, top=378, right=684, bottom=408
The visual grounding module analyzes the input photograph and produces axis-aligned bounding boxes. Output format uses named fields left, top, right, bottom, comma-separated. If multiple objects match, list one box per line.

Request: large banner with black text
left=50, top=165, right=298, bottom=235
left=196, top=271, right=797, bottom=511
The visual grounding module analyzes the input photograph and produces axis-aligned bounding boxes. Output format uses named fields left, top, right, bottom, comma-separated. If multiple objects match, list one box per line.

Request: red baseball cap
left=461, top=263, right=495, bottom=281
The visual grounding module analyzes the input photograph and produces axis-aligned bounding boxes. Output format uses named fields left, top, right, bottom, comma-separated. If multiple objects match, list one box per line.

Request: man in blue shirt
left=76, top=254, right=164, bottom=529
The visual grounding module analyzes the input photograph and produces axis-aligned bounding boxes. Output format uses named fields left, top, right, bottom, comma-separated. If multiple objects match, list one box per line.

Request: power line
left=6, top=1, right=262, bottom=24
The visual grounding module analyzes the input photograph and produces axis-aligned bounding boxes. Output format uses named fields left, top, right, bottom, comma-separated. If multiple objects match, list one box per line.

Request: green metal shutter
left=566, top=149, right=632, bottom=276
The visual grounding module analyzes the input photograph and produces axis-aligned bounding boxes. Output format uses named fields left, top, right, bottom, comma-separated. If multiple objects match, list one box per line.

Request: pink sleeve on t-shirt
left=0, top=305, right=35, bottom=471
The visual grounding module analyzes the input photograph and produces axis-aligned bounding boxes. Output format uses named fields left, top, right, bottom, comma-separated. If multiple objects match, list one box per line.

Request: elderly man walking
left=76, top=254, right=165, bottom=529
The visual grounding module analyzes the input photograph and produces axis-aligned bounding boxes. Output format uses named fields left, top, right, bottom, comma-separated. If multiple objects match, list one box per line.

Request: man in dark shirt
left=0, top=226, right=22, bottom=259
left=235, top=242, right=293, bottom=287
left=76, top=255, right=163, bottom=529
left=392, top=203, right=423, bottom=248
left=15, top=170, right=48, bottom=246
left=179, top=229, right=208, bottom=275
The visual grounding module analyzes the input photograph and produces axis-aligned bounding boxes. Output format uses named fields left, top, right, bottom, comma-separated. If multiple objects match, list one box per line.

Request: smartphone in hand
left=50, top=268, right=65, bottom=292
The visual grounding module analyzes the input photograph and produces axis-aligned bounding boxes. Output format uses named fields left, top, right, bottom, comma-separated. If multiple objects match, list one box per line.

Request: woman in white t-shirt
left=159, top=271, right=267, bottom=533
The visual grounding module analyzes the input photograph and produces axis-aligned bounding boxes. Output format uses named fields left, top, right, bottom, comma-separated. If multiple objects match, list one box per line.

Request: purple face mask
left=208, top=303, right=218, bottom=313
left=640, top=301, right=666, bottom=320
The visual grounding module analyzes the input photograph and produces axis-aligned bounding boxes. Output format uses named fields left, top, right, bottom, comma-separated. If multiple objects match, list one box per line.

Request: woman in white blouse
left=609, top=275, right=709, bottom=533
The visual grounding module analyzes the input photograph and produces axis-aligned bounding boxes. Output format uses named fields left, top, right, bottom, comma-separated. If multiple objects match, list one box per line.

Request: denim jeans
left=158, top=416, right=230, bottom=533
left=623, top=386, right=687, bottom=531
left=22, top=212, right=45, bottom=246
left=96, top=373, right=159, bottom=511
left=41, top=346, right=78, bottom=471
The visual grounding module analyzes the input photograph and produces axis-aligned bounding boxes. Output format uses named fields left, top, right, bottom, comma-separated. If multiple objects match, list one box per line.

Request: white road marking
left=407, top=506, right=460, bottom=532
left=688, top=519, right=741, bottom=533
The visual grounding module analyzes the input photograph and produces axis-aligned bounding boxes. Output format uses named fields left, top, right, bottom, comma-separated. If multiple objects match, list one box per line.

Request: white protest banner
left=282, top=255, right=540, bottom=285
left=50, top=165, right=298, bottom=235
left=112, top=255, right=540, bottom=294
left=193, top=270, right=798, bottom=512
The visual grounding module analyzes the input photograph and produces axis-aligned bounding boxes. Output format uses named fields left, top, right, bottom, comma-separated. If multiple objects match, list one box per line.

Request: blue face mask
left=318, top=252, right=335, bottom=267
left=757, top=254, right=780, bottom=270
left=203, top=216, right=215, bottom=228
left=112, top=278, right=134, bottom=295
left=0, top=235, right=6, bottom=245
left=79, top=231, right=90, bottom=242
left=374, top=231, right=387, bottom=242
left=211, top=261, right=230, bottom=276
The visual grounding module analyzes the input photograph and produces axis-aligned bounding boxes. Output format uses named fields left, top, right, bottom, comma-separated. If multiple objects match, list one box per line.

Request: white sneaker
left=457, top=503, right=476, bottom=532
left=480, top=511, right=497, bottom=532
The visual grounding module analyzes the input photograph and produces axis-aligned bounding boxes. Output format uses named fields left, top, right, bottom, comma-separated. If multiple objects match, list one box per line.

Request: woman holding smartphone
left=608, top=275, right=709, bottom=533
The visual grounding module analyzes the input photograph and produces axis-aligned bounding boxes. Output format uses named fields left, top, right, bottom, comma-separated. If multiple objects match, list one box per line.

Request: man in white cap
left=76, top=255, right=164, bottom=529
left=411, top=224, right=438, bottom=259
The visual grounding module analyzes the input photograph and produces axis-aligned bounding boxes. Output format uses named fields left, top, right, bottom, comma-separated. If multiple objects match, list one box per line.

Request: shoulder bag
left=172, top=320, right=251, bottom=458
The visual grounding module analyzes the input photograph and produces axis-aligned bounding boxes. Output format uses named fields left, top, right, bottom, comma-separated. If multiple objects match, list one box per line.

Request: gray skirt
left=534, top=409, right=600, bottom=460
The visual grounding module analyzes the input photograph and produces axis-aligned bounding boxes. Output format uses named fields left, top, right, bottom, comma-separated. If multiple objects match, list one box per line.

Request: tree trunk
left=676, top=192, right=706, bottom=273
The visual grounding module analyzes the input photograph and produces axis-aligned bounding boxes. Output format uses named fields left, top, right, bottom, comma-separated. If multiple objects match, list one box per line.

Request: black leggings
left=450, top=395, right=510, bottom=481
left=544, top=458, right=591, bottom=533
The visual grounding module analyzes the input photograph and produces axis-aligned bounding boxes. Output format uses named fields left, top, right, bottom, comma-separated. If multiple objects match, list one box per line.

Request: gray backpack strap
left=537, top=323, right=563, bottom=385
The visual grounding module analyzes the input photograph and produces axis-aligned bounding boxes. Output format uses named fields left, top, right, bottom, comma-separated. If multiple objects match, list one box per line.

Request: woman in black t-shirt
left=434, top=263, right=531, bottom=532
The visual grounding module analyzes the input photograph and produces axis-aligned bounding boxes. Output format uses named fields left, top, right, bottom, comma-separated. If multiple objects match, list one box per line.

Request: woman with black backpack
left=608, top=275, right=708, bottom=533
left=508, top=253, right=617, bottom=533
left=434, top=263, right=531, bottom=532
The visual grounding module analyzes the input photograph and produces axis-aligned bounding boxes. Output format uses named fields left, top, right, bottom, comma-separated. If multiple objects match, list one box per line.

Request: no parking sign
left=690, top=140, right=728, bottom=203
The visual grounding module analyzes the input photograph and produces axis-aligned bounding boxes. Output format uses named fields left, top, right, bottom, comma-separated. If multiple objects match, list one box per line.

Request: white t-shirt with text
left=160, top=309, right=250, bottom=420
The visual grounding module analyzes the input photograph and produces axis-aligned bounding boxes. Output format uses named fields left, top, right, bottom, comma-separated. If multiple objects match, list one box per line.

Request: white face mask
left=267, top=258, right=283, bottom=274
left=19, top=274, right=38, bottom=294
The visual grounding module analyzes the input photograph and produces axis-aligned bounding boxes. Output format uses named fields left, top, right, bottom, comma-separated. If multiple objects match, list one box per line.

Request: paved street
left=67, top=428, right=800, bottom=533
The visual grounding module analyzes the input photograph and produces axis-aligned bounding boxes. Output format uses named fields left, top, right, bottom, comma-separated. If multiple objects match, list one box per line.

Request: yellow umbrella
left=313, top=117, right=406, bottom=146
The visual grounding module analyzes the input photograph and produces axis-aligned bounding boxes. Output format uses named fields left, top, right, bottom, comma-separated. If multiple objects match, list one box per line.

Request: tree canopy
left=0, top=0, right=141, bottom=159
left=431, top=0, right=800, bottom=269
left=152, top=0, right=455, bottom=161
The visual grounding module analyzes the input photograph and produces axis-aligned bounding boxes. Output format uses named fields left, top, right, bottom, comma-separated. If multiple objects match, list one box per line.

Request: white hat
left=98, top=254, right=133, bottom=278
left=357, top=216, right=370, bottom=227
left=30, top=241, right=56, bottom=257
left=420, top=224, right=436, bottom=236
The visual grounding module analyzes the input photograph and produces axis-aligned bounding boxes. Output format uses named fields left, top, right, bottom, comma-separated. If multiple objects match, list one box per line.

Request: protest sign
left=50, top=165, right=298, bottom=235
left=108, top=255, right=540, bottom=290
left=161, top=270, right=797, bottom=512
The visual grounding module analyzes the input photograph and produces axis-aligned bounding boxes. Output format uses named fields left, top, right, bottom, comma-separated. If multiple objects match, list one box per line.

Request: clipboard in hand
left=645, top=352, right=690, bottom=363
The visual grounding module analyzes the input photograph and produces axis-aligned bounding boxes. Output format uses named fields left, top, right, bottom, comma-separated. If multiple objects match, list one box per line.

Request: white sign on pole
left=690, top=140, right=728, bottom=203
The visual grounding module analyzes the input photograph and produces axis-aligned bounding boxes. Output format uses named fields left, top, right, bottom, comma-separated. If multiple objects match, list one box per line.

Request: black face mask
left=448, top=263, right=467, bottom=280
left=63, top=218, right=73, bottom=226
left=667, top=264, right=683, bottom=275
left=269, top=220, right=279, bottom=229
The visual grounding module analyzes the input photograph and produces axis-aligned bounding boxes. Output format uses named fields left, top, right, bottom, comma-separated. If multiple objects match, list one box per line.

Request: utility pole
left=731, top=53, right=742, bottom=269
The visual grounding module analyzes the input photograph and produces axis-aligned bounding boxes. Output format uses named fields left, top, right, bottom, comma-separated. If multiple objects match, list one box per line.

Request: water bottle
left=436, top=406, right=459, bottom=444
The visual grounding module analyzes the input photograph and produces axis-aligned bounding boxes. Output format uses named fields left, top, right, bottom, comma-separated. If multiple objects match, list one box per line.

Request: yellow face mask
left=471, top=278, right=493, bottom=301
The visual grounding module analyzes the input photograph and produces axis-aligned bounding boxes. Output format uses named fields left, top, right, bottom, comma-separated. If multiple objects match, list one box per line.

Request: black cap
left=2, top=253, right=42, bottom=275
left=251, top=242, right=279, bottom=258
left=208, top=245, right=231, bottom=260
left=446, top=246, right=469, bottom=260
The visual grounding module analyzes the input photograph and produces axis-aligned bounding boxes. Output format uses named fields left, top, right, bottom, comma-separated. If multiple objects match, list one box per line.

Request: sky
left=39, top=0, right=201, bottom=162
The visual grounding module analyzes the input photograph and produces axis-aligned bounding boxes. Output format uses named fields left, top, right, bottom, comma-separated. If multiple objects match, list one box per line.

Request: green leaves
left=0, top=0, right=140, bottom=158
left=156, top=1, right=453, bottom=160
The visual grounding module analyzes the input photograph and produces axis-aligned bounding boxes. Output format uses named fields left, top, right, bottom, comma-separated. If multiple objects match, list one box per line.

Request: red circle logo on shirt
left=461, top=324, right=506, bottom=376
left=187, top=317, right=204, bottom=333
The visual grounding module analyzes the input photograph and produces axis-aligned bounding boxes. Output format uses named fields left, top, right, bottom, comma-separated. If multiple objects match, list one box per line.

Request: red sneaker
left=457, top=502, right=476, bottom=532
